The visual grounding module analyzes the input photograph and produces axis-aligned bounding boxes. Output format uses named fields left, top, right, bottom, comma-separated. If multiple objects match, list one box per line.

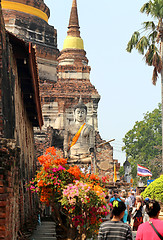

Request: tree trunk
left=160, top=22, right=163, bottom=173
left=67, top=224, right=76, bottom=240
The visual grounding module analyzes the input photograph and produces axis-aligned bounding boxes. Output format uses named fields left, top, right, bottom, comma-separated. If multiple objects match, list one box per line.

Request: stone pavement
left=133, top=231, right=137, bottom=239
left=30, top=220, right=56, bottom=240
left=30, top=218, right=137, bottom=240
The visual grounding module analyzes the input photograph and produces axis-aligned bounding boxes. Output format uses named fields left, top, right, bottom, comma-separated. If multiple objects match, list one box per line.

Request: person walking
left=98, top=200, right=133, bottom=240
left=136, top=200, right=163, bottom=240
left=127, top=192, right=133, bottom=225
left=133, top=195, right=143, bottom=231
left=142, top=198, right=150, bottom=223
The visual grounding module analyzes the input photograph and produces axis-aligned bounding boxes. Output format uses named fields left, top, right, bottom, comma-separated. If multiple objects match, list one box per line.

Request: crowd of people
left=98, top=189, right=163, bottom=240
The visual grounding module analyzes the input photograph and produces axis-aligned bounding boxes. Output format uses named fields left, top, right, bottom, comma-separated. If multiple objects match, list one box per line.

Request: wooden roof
left=8, top=31, right=43, bottom=128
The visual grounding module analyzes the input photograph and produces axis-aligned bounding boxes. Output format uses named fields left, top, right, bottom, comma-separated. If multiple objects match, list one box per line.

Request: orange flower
left=45, top=147, right=56, bottom=156
left=89, top=173, right=100, bottom=181
left=38, top=180, right=44, bottom=187
left=67, top=166, right=81, bottom=180
left=40, top=188, right=52, bottom=205
left=53, top=158, right=67, bottom=166
left=38, top=147, right=67, bottom=167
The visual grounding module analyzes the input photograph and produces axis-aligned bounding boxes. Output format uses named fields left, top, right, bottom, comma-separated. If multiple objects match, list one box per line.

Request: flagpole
left=137, top=164, right=138, bottom=187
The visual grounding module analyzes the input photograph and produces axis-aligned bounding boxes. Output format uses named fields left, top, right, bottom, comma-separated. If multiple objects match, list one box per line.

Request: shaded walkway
left=30, top=217, right=56, bottom=240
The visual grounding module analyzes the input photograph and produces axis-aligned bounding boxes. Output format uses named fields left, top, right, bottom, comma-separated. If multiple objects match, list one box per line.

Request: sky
left=44, top=0, right=161, bottom=165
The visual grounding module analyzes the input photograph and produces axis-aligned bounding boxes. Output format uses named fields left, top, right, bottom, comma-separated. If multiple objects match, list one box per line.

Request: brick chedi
left=52, top=0, right=101, bottom=132
left=35, top=0, right=102, bottom=157
left=1, top=0, right=59, bottom=82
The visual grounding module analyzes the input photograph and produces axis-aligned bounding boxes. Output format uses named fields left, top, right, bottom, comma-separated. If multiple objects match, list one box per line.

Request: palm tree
left=127, top=0, right=163, bottom=173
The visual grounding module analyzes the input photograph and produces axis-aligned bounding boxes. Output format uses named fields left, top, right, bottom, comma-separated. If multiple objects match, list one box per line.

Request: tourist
left=86, top=163, right=91, bottom=174
left=130, top=191, right=136, bottom=207
left=132, top=195, right=143, bottom=231
left=123, top=192, right=130, bottom=224
left=98, top=200, right=133, bottom=240
left=127, top=192, right=133, bottom=225
left=109, top=190, right=124, bottom=203
left=80, top=165, right=85, bottom=174
left=136, top=200, right=163, bottom=240
left=142, top=198, right=150, bottom=223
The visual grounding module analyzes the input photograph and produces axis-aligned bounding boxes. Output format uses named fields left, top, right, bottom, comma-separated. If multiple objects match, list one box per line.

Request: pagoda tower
left=54, top=0, right=100, bottom=131
left=53, top=0, right=114, bottom=175
left=1, top=0, right=59, bottom=82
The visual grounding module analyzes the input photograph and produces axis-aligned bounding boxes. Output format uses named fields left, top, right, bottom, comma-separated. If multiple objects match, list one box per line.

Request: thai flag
left=137, top=164, right=152, bottom=177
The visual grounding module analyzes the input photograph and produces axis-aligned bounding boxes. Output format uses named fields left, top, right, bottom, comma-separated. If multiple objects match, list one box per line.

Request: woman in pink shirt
left=136, top=200, right=163, bottom=240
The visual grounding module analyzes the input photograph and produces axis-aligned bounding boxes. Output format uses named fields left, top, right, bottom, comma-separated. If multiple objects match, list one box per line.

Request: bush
left=141, top=175, right=163, bottom=202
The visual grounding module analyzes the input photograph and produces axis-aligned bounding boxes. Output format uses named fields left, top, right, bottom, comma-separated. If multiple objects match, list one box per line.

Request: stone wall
left=0, top=139, right=20, bottom=240
left=0, top=5, right=39, bottom=239
left=0, top=7, right=15, bottom=139
left=14, top=60, right=37, bottom=227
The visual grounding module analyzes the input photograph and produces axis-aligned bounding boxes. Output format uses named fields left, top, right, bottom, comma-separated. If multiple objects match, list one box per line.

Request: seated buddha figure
left=64, top=98, right=94, bottom=163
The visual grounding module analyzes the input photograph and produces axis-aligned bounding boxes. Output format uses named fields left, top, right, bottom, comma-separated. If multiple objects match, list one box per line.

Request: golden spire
left=63, top=0, right=84, bottom=50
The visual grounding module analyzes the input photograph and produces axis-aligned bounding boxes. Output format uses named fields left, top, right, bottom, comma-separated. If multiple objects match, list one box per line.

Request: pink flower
left=58, top=165, right=65, bottom=171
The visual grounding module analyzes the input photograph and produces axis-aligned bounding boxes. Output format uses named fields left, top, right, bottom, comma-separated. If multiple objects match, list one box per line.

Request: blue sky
left=44, top=0, right=161, bottom=165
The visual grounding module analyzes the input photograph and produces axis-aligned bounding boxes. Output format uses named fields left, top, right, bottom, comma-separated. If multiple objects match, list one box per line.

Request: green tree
left=122, top=104, right=162, bottom=181
left=126, top=0, right=163, bottom=172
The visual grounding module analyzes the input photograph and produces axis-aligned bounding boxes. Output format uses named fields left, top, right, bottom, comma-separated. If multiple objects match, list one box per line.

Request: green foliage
left=127, top=0, right=163, bottom=84
left=141, top=175, right=163, bottom=202
left=142, top=21, right=156, bottom=31
left=140, top=0, right=163, bottom=19
left=122, top=104, right=162, bottom=181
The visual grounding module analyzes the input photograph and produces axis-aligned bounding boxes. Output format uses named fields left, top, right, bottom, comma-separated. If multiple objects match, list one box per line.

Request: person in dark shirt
left=98, top=200, right=133, bottom=240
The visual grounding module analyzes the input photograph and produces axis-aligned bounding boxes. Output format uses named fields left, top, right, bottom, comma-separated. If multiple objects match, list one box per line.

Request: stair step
left=30, top=221, right=56, bottom=240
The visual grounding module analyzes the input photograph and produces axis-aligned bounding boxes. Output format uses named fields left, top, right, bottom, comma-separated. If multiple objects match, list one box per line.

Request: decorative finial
left=68, top=0, right=80, bottom=37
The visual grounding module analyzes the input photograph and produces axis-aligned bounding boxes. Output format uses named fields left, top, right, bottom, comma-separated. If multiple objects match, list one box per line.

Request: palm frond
left=145, top=45, right=162, bottom=73
left=148, top=30, right=158, bottom=43
left=136, top=36, right=149, bottom=54
left=152, top=51, right=159, bottom=67
left=126, top=31, right=140, bottom=52
left=140, top=1, right=152, bottom=15
left=152, top=67, right=158, bottom=85
left=156, top=53, right=162, bottom=73
left=145, top=47, right=154, bottom=66
left=151, top=0, right=163, bottom=19
left=142, top=21, right=156, bottom=31
left=141, top=0, right=163, bottom=19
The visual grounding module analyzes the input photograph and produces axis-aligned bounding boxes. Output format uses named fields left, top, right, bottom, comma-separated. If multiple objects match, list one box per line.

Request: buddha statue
left=64, top=98, right=95, bottom=163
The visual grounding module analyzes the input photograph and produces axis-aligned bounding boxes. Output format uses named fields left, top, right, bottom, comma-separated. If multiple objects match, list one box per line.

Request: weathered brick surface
left=0, top=140, right=20, bottom=240
left=0, top=4, right=40, bottom=240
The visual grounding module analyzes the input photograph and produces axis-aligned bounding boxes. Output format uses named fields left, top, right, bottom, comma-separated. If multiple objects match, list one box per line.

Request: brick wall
left=0, top=5, right=39, bottom=239
left=0, top=139, right=20, bottom=240
left=0, top=6, right=6, bottom=137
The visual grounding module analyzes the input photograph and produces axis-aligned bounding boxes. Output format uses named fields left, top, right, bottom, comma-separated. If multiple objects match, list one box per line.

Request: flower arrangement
left=28, top=147, right=109, bottom=239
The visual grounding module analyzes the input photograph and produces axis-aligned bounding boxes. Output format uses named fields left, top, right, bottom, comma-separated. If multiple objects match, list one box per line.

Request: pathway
left=30, top=217, right=137, bottom=240
left=30, top=219, right=56, bottom=240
